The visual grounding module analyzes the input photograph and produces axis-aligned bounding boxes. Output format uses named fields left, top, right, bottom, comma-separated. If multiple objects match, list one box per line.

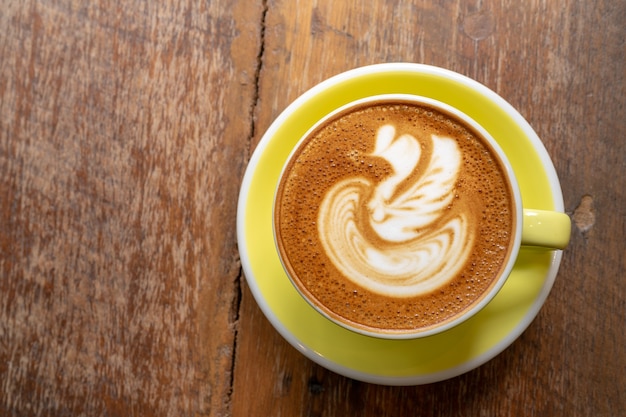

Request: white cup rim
left=273, top=93, right=524, bottom=339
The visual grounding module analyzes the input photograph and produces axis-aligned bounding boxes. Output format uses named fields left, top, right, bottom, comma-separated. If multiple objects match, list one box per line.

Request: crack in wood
left=225, top=0, right=268, bottom=414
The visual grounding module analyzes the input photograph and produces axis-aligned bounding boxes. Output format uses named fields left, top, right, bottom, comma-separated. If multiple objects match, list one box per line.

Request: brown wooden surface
left=0, top=0, right=624, bottom=416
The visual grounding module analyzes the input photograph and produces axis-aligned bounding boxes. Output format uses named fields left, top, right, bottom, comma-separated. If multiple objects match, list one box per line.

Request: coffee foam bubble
left=318, top=125, right=473, bottom=297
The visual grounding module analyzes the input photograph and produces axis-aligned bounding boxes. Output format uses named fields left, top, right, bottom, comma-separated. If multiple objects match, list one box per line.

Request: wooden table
left=1, top=1, right=624, bottom=415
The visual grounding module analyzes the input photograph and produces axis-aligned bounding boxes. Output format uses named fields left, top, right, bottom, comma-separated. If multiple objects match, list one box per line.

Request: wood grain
left=0, top=0, right=624, bottom=416
left=0, top=0, right=263, bottom=415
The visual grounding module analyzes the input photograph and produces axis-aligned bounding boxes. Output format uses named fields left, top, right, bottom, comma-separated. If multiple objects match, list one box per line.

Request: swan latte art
left=274, top=99, right=516, bottom=335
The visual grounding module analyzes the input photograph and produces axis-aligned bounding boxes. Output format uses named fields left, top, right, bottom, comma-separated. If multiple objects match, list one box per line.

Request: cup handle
left=521, top=209, right=571, bottom=249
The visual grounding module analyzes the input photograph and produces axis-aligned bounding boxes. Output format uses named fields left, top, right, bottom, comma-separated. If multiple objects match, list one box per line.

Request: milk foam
left=318, top=124, right=473, bottom=297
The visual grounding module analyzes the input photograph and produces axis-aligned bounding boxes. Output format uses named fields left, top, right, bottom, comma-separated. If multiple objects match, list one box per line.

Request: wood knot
left=572, top=195, right=595, bottom=233
left=307, top=376, right=325, bottom=395
left=462, top=11, right=494, bottom=41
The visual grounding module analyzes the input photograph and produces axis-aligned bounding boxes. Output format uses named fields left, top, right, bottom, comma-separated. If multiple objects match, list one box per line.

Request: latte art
left=318, top=125, right=473, bottom=297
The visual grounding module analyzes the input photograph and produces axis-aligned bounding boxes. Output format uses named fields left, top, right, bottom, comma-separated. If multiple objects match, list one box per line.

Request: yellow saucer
left=237, top=63, right=565, bottom=385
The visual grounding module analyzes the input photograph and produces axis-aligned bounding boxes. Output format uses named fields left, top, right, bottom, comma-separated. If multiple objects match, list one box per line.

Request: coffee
left=274, top=99, right=516, bottom=335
